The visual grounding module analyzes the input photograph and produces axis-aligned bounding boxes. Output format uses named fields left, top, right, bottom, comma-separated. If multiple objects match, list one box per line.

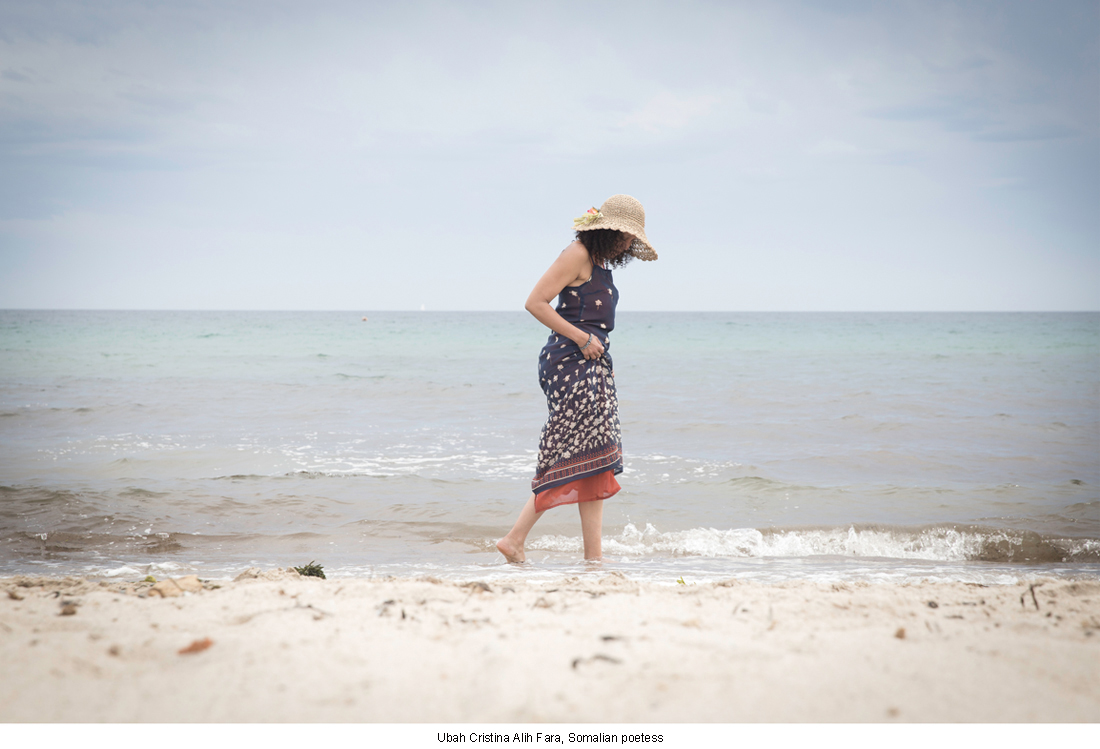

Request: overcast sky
left=1, top=0, right=1097, bottom=311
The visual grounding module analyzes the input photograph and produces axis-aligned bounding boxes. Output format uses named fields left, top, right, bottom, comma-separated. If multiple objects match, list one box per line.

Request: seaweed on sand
left=294, top=561, right=326, bottom=579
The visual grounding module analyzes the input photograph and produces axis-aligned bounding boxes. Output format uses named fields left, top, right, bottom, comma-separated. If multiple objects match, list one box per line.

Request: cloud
left=975, top=125, right=1080, bottom=143
left=619, top=91, right=720, bottom=134
left=1, top=68, right=32, bottom=82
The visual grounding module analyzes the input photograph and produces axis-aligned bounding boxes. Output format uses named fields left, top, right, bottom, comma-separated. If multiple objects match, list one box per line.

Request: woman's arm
left=525, top=242, right=606, bottom=360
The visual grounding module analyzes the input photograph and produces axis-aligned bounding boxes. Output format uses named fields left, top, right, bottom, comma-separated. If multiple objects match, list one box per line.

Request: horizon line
left=2, top=308, right=1098, bottom=314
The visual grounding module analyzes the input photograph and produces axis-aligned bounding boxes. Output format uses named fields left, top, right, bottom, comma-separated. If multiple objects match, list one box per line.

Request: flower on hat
left=572, top=208, right=603, bottom=228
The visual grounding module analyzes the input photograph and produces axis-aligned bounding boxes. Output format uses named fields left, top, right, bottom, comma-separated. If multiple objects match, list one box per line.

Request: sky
left=0, top=0, right=1097, bottom=311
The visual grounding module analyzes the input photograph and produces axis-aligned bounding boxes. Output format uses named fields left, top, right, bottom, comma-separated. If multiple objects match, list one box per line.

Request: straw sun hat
left=573, top=194, right=658, bottom=261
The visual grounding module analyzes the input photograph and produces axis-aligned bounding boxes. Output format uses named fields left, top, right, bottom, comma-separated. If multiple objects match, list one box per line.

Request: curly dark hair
left=575, top=229, right=635, bottom=269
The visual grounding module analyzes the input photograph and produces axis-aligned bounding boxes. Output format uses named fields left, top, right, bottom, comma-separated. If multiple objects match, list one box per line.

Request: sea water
left=0, top=310, right=1097, bottom=584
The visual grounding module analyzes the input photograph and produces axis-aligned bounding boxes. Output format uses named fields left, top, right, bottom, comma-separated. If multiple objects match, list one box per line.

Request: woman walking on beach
left=497, top=195, right=657, bottom=563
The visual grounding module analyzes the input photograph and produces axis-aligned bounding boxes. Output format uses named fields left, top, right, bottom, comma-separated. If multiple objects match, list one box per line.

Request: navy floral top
left=538, top=264, right=618, bottom=383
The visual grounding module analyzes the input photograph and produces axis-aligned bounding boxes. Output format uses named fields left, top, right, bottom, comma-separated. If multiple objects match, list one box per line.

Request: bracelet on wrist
left=580, top=333, right=592, bottom=351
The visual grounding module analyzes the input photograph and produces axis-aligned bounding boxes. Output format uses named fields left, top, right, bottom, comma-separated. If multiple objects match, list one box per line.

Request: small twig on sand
left=1020, top=583, right=1042, bottom=611
left=294, top=600, right=332, bottom=619
left=572, top=654, right=621, bottom=669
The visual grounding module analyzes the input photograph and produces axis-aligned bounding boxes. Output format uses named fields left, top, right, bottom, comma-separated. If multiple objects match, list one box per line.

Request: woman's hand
left=577, top=331, right=605, bottom=360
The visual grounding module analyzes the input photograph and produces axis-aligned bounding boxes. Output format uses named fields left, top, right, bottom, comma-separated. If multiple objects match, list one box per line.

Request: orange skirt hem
left=534, top=471, right=621, bottom=513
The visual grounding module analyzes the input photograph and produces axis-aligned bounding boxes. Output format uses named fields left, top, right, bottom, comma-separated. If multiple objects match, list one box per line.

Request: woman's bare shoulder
left=558, top=240, right=589, bottom=266
left=557, top=241, right=594, bottom=286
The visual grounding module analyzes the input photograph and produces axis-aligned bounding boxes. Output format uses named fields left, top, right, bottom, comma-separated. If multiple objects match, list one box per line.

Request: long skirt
left=531, top=354, right=622, bottom=512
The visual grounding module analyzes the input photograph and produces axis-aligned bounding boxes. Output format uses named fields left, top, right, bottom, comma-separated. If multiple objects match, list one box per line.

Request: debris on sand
left=293, top=562, right=326, bottom=579
left=178, top=638, right=213, bottom=655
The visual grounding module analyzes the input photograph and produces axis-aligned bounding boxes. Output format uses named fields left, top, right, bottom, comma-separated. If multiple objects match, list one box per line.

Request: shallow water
left=1, top=310, right=1097, bottom=583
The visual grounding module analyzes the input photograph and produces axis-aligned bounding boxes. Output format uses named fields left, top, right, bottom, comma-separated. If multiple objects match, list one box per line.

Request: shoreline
left=1, top=569, right=1098, bottom=723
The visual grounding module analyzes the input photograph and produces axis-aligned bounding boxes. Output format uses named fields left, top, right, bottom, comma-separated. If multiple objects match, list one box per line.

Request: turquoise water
left=0, top=310, right=1097, bottom=583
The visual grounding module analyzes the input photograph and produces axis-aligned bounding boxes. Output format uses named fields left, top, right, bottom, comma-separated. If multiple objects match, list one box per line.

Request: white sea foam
left=146, top=561, right=185, bottom=574
left=101, top=565, right=142, bottom=577
left=527, top=523, right=1095, bottom=562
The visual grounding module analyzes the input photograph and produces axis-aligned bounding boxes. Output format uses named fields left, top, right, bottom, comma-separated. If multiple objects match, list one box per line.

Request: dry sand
left=1, top=569, right=1098, bottom=723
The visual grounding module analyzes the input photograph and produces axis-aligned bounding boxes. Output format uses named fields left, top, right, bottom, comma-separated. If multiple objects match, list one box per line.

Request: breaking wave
left=528, top=523, right=1100, bottom=564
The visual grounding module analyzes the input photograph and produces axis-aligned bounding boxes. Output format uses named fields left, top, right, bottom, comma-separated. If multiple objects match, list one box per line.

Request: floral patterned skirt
left=532, top=354, right=623, bottom=512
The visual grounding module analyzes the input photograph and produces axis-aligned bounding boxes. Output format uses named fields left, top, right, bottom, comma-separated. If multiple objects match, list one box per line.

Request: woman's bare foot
left=496, top=537, right=526, bottom=564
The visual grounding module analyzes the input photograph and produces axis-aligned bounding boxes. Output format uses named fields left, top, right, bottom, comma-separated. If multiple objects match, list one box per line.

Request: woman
left=497, top=194, right=657, bottom=563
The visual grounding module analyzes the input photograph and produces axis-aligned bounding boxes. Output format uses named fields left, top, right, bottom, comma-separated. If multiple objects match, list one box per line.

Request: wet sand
left=1, top=569, right=1098, bottom=722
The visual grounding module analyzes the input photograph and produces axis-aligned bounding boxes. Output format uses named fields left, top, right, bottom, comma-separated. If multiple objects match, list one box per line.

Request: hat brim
left=575, top=219, right=658, bottom=261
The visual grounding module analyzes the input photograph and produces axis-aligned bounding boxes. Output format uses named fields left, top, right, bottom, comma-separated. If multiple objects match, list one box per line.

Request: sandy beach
left=1, top=568, right=1097, bottom=723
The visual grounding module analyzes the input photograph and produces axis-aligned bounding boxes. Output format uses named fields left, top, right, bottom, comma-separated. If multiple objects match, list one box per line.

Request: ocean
left=1, top=310, right=1097, bottom=585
